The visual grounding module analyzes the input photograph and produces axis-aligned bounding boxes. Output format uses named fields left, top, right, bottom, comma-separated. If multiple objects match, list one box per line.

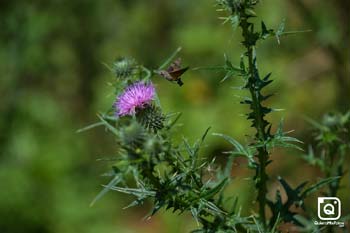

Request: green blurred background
left=0, top=0, right=349, bottom=232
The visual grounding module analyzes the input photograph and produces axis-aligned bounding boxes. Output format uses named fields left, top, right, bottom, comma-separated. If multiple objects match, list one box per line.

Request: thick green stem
left=240, top=15, right=269, bottom=230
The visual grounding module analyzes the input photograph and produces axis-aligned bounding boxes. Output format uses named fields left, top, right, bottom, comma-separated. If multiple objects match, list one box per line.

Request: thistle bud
left=113, top=57, right=136, bottom=79
left=136, top=105, right=165, bottom=133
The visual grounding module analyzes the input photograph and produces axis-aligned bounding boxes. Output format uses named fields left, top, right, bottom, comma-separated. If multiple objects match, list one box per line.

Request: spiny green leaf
left=105, top=185, right=156, bottom=197
left=261, top=21, right=268, bottom=34
left=123, top=197, right=146, bottom=209
left=292, top=215, right=319, bottom=232
left=213, top=133, right=249, bottom=157
left=99, top=114, right=118, bottom=121
left=245, top=8, right=256, bottom=17
left=275, top=19, right=285, bottom=44
left=200, top=127, right=211, bottom=143
left=278, top=177, right=298, bottom=198
left=90, top=175, right=122, bottom=206
left=301, top=176, right=341, bottom=198
left=304, top=116, right=328, bottom=131
left=261, top=21, right=274, bottom=39
left=191, top=127, right=211, bottom=169
left=192, top=65, right=224, bottom=71
left=200, top=199, right=226, bottom=214
left=183, top=138, right=194, bottom=157
left=191, top=207, right=200, bottom=226
left=97, top=114, right=120, bottom=137
left=76, top=121, right=105, bottom=133
left=230, top=15, right=239, bottom=30
left=201, top=178, right=228, bottom=199
left=166, top=112, right=182, bottom=129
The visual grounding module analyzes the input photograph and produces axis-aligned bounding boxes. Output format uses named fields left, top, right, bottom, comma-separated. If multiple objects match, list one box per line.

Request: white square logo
left=317, top=197, right=341, bottom=220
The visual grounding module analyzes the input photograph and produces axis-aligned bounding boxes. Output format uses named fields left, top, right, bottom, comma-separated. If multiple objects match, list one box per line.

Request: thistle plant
left=211, top=0, right=344, bottom=231
left=81, top=1, right=348, bottom=232
left=81, top=55, right=250, bottom=232
left=304, top=112, right=350, bottom=197
left=303, top=112, right=350, bottom=232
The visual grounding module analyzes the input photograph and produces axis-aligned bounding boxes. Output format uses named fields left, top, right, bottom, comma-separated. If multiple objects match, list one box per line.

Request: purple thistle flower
left=115, top=82, right=155, bottom=116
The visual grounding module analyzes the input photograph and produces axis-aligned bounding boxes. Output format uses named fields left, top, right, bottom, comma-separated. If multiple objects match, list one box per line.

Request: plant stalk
left=240, top=14, right=269, bottom=230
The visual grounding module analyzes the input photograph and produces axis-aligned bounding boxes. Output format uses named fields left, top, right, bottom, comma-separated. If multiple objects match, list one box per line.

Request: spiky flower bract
left=113, top=57, right=136, bottom=79
left=115, top=82, right=155, bottom=116
left=136, top=104, right=165, bottom=132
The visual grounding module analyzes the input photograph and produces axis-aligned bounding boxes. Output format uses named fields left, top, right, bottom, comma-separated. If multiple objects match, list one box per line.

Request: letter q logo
left=317, top=197, right=341, bottom=220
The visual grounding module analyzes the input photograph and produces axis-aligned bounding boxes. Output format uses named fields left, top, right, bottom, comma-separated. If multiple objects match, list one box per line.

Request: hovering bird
left=156, top=58, right=189, bottom=86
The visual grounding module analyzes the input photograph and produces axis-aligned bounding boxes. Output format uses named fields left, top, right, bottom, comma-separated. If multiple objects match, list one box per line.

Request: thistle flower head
left=115, top=82, right=155, bottom=116
left=113, top=57, right=136, bottom=79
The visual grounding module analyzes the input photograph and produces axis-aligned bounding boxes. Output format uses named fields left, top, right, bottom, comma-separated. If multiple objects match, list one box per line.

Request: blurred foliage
left=0, top=0, right=349, bottom=232
left=302, top=111, right=350, bottom=232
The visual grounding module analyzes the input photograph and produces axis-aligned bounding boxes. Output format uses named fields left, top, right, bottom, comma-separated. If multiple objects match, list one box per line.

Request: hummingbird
left=156, top=58, right=189, bottom=86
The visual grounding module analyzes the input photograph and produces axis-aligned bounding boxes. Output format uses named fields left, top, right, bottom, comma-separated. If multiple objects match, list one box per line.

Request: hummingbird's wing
left=168, top=66, right=189, bottom=79
left=158, top=70, right=174, bottom=81
left=173, top=58, right=182, bottom=69
left=167, top=58, right=182, bottom=72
